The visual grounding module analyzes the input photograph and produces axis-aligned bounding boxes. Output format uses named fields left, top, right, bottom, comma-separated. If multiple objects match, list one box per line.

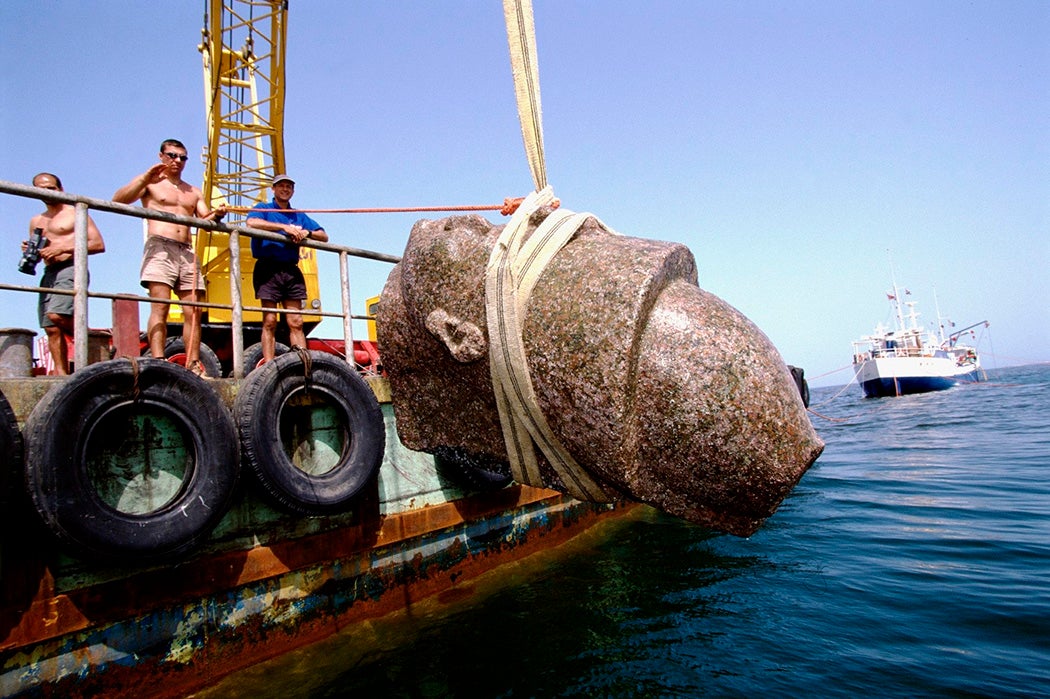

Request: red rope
left=228, top=196, right=559, bottom=217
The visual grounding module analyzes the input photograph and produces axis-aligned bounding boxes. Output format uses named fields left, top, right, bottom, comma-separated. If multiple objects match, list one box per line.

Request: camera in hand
left=18, top=228, right=48, bottom=275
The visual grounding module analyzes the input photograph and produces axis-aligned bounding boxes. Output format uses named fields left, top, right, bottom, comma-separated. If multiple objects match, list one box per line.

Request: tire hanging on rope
left=22, top=358, right=240, bottom=561
left=234, top=350, right=385, bottom=515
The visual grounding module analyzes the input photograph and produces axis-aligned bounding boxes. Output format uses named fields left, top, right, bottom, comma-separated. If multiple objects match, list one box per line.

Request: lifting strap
left=503, top=0, right=547, bottom=191
left=484, top=188, right=614, bottom=502
left=492, top=1, right=614, bottom=500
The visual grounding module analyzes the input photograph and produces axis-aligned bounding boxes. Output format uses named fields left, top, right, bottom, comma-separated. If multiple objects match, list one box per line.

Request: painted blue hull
left=860, top=369, right=980, bottom=398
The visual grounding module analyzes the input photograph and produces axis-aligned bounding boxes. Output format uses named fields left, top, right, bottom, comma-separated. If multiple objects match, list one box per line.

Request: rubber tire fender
left=142, top=337, right=223, bottom=378
left=0, top=389, right=23, bottom=515
left=789, top=365, right=811, bottom=408
left=23, top=358, right=240, bottom=561
left=240, top=341, right=290, bottom=375
left=234, top=350, right=385, bottom=515
left=433, top=446, right=512, bottom=491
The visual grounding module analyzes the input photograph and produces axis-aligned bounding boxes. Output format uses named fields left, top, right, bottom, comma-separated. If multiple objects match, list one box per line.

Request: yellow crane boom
left=200, top=0, right=287, bottom=210
left=194, top=0, right=320, bottom=329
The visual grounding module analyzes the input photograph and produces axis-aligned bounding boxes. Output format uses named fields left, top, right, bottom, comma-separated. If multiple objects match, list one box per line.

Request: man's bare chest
left=149, top=184, right=197, bottom=212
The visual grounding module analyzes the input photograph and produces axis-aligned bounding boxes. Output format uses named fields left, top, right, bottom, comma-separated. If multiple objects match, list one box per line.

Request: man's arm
left=193, top=188, right=227, bottom=222
left=246, top=215, right=296, bottom=235
left=86, top=216, right=105, bottom=255
left=112, top=163, right=166, bottom=204
left=305, top=227, right=329, bottom=243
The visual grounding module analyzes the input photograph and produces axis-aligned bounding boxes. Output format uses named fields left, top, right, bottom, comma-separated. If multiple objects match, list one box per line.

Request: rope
left=127, top=355, right=141, bottom=402
left=808, top=377, right=857, bottom=409
left=484, top=188, right=613, bottom=502
left=806, top=407, right=850, bottom=423
left=227, top=199, right=532, bottom=215
left=807, top=363, right=854, bottom=381
left=291, top=344, right=312, bottom=382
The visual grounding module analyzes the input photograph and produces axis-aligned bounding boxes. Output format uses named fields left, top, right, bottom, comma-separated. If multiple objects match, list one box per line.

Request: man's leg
left=260, top=301, right=279, bottom=361
left=178, top=288, right=201, bottom=365
left=146, top=282, right=173, bottom=358
left=284, top=299, right=307, bottom=349
left=44, top=314, right=72, bottom=375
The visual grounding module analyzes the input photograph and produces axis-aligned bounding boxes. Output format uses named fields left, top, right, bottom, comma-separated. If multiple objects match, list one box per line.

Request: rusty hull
left=0, top=383, right=633, bottom=699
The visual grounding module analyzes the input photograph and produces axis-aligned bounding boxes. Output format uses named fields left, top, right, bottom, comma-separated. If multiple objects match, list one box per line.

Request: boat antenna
left=933, top=287, right=947, bottom=344
left=887, top=249, right=905, bottom=331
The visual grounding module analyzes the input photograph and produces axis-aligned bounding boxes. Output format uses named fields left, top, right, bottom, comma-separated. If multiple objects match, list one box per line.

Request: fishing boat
left=851, top=283, right=986, bottom=398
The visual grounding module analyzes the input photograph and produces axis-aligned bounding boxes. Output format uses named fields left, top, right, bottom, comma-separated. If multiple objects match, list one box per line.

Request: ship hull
left=853, top=357, right=980, bottom=398
left=0, top=381, right=633, bottom=699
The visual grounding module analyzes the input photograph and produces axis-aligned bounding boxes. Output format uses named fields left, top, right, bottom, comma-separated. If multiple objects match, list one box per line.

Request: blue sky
left=1, top=1, right=1046, bottom=386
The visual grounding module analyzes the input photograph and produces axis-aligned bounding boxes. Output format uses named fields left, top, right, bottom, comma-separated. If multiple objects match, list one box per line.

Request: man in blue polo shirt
left=246, top=174, right=329, bottom=362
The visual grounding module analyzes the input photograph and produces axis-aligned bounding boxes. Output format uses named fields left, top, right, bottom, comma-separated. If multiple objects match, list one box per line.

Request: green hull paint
left=0, top=379, right=630, bottom=698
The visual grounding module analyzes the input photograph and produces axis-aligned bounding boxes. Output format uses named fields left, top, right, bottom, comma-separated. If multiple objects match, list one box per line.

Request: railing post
left=73, top=202, right=90, bottom=371
left=340, top=250, right=353, bottom=363
left=229, top=229, right=244, bottom=378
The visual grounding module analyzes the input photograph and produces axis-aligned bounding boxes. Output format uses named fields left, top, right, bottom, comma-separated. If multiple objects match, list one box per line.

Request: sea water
left=195, top=364, right=1050, bottom=698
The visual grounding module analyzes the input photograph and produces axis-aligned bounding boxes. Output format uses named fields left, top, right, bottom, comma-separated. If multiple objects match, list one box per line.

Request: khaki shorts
left=140, top=236, right=204, bottom=293
left=39, top=261, right=76, bottom=327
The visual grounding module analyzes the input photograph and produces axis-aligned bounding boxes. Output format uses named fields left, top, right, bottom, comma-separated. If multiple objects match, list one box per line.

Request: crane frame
left=195, top=0, right=321, bottom=329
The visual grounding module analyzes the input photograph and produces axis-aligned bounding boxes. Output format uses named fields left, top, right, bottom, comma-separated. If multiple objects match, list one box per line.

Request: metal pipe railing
left=1, top=179, right=400, bottom=377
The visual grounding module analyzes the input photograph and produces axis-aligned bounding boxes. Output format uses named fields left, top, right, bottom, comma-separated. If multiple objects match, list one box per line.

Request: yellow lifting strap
left=503, top=0, right=547, bottom=191
left=495, top=1, right=615, bottom=501
left=484, top=187, right=615, bottom=502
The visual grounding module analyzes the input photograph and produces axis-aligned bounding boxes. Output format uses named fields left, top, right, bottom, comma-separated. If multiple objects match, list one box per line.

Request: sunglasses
left=162, top=152, right=189, bottom=162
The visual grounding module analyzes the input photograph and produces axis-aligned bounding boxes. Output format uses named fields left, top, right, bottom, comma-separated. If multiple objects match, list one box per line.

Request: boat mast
left=887, top=251, right=906, bottom=331
left=933, top=287, right=947, bottom=344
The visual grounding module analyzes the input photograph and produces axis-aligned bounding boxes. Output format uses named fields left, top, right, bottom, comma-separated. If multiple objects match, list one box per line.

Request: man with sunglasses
left=113, top=139, right=227, bottom=376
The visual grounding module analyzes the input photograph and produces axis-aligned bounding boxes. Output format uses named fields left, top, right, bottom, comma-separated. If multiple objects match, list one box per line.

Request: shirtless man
left=25, top=173, right=105, bottom=375
left=113, top=139, right=226, bottom=375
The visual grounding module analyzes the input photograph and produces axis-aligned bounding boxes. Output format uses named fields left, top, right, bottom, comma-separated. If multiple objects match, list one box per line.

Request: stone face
left=377, top=211, right=824, bottom=536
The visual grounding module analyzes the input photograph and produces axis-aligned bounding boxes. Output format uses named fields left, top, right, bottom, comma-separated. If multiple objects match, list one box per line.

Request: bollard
left=0, top=328, right=37, bottom=378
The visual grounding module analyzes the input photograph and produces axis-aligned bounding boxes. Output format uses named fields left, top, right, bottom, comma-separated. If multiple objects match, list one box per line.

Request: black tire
left=433, top=446, right=512, bottom=491
left=0, top=389, right=23, bottom=515
left=23, top=358, right=240, bottom=561
left=240, top=341, right=290, bottom=375
left=789, top=365, right=811, bottom=408
left=142, top=338, right=222, bottom=378
left=234, top=350, right=385, bottom=515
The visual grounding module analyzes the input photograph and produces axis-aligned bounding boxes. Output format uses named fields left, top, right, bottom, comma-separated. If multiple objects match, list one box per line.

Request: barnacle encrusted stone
left=377, top=212, right=823, bottom=536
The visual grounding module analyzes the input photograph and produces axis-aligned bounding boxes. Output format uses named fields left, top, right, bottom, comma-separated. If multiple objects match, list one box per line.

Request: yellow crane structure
left=193, top=0, right=321, bottom=336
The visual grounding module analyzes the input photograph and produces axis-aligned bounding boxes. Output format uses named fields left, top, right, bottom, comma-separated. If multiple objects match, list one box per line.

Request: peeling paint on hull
left=0, top=393, right=632, bottom=699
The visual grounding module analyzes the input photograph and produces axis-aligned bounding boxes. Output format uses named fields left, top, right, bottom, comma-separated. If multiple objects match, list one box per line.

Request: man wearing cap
left=246, top=174, right=329, bottom=362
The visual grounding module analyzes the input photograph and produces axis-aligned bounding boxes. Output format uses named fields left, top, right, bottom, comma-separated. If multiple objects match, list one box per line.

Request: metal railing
left=0, top=179, right=400, bottom=378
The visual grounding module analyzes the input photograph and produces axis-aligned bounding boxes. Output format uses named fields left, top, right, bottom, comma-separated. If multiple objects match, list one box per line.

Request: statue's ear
left=425, top=308, right=486, bottom=363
